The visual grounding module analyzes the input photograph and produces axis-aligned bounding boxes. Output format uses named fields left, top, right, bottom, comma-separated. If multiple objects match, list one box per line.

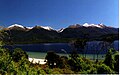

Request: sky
left=0, top=0, right=119, bottom=29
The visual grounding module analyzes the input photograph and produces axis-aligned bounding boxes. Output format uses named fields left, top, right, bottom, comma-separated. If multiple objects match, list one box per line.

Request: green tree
left=113, top=51, right=119, bottom=73
left=58, top=56, right=69, bottom=68
left=104, top=48, right=115, bottom=69
left=96, top=41, right=107, bottom=63
left=73, top=39, right=87, bottom=58
left=68, top=50, right=82, bottom=72
left=45, top=51, right=60, bottom=68
left=97, top=64, right=114, bottom=74
left=12, top=48, right=28, bottom=62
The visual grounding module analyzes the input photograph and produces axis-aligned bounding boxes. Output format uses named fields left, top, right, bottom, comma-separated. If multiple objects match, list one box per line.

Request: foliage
left=0, top=48, right=12, bottom=74
left=103, top=48, right=119, bottom=73
left=12, top=48, right=28, bottom=62
left=73, top=38, right=87, bottom=49
left=97, top=64, right=114, bottom=74
left=45, top=51, right=70, bottom=69
left=45, top=51, right=61, bottom=68
left=113, top=51, right=119, bottom=73
left=104, top=48, right=115, bottom=69
left=87, top=67, right=97, bottom=74
left=0, top=45, right=46, bottom=74
left=68, top=50, right=81, bottom=71
left=58, top=56, right=70, bottom=68
left=69, top=50, right=79, bottom=60
left=0, top=40, right=119, bottom=74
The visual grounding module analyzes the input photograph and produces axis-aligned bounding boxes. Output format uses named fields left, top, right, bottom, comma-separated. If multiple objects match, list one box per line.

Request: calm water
left=27, top=52, right=105, bottom=60
left=5, top=40, right=119, bottom=54
left=4, top=40, right=118, bottom=60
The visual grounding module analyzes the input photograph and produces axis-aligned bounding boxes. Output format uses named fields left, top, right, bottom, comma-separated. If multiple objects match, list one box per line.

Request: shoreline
left=28, top=58, right=47, bottom=64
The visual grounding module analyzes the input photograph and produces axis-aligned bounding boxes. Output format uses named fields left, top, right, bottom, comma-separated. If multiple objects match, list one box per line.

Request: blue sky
left=0, top=0, right=118, bottom=29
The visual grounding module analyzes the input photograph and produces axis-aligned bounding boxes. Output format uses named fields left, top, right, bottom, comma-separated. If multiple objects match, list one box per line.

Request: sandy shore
left=29, top=58, right=47, bottom=64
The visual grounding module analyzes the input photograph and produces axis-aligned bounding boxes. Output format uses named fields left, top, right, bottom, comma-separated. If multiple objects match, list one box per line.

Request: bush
left=44, top=67, right=52, bottom=74
left=45, top=51, right=66, bottom=68
left=0, top=48, right=12, bottom=72
left=0, top=45, right=47, bottom=74
left=88, top=67, right=97, bottom=74
left=58, top=56, right=70, bottom=68
left=104, top=48, right=114, bottom=69
left=61, top=68, right=74, bottom=74
left=12, top=48, right=28, bottom=62
left=113, top=51, right=119, bottom=73
left=97, top=64, right=114, bottom=74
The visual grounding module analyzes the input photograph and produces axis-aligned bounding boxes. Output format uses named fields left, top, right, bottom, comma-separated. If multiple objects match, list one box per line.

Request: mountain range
left=1, top=23, right=119, bottom=44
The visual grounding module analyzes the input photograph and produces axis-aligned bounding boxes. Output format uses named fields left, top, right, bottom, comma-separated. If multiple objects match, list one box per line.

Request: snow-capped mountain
left=40, top=26, right=53, bottom=31
left=7, top=24, right=54, bottom=31
left=8, top=24, right=25, bottom=29
left=57, top=28, right=65, bottom=33
left=2, top=23, right=118, bottom=44
left=6, top=23, right=116, bottom=34
left=7, top=23, right=115, bottom=32
left=68, top=23, right=107, bottom=28
left=83, top=23, right=103, bottom=28
left=68, top=24, right=82, bottom=28
left=26, top=27, right=33, bottom=29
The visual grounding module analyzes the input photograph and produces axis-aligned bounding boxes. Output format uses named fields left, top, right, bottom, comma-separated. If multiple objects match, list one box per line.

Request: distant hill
left=0, top=23, right=118, bottom=44
left=60, top=23, right=118, bottom=39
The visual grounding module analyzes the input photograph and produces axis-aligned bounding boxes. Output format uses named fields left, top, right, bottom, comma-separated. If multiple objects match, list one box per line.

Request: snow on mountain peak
left=26, top=27, right=33, bottom=29
left=7, top=23, right=107, bottom=31
left=40, top=26, right=53, bottom=30
left=57, top=28, right=65, bottom=32
left=8, top=24, right=25, bottom=29
left=7, top=24, right=54, bottom=30
left=83, top=23, right=103, bottom=28
left=83, top=23, right=89, bottom=27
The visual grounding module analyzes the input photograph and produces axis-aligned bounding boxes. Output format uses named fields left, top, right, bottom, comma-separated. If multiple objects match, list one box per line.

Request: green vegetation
left=0, top=47, right=46, bottom=74
left=44, top=48, right=119, bottom=74
left=0, top=45, right=119, bottom=74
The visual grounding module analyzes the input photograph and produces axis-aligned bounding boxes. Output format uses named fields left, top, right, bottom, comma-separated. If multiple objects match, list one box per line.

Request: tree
left=12, top=48, right=28, bottom=62
left=58, top=56, right=69, bottom=68
left=96, top=35, right=115, bottom=63
left=68, top=50, right=82, bottom=72
left=96, top=41, right=107, bottom=63
left=97, top=64, right=114, bottom=74
left=102, top=35, right=115, bottom=50
left=73, top=39, right=87, bottom=58
left=104, top=48, right=115, bottom=69
left=113, top=51, right=119, bottom=73
left=45, top=51, right=60, bottom=68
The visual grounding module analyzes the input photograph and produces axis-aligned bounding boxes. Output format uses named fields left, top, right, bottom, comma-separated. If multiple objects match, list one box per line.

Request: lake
left=4, top=40, right=119, bottom=53
left=26, top=51, right=106, bottom=60
left=4, top=40, right=119, bottom=60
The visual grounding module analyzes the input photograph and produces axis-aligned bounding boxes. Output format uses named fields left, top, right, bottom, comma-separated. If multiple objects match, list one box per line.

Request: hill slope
left=1, top=23, right=118, bottom=44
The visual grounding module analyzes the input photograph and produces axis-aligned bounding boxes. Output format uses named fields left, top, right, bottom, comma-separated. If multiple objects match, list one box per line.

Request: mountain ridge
left=1, top=23, right=118, bottom=44
left=6, top=23, right=117, bottom=32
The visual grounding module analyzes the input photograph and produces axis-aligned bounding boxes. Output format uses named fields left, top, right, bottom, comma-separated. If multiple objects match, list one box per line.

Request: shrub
left=0, top=48, right=12, bottom=72
left=12, top=48, right=28, bottom=62
left=58, top=56, right=70, bottom=68
left=104, top=48, right=114, bottom=69
left=61, top=68, right=74, bottom=74
left=68, top=57, right=84, bottom=72
left=45, top=51, right=63, bottom=68
left=113, top=52, right=119, bottom=73
left=97, top=64, right=114, bottom=74
left=44, top=67, right=52, bottom=74
left=87, top=67, right=97, bottom=74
